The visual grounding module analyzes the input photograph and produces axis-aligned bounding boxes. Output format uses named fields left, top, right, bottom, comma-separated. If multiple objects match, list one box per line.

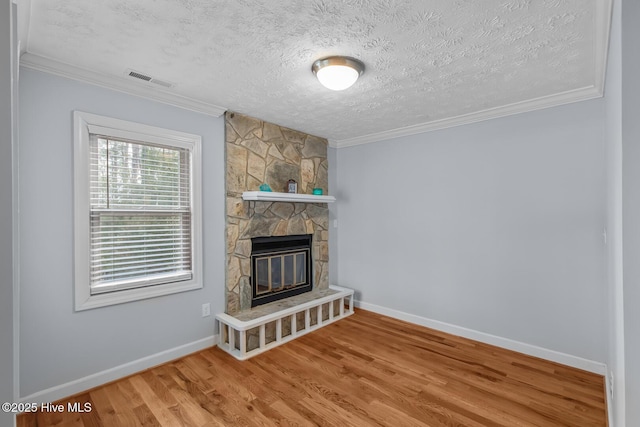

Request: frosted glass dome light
left=312, top=57, right=365, bottom=91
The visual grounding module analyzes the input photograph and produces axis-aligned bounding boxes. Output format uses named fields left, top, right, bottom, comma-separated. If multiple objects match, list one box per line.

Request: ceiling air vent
left=128, top=71, right=152, bottom=81
left=125, top=69, right=174, bottom=88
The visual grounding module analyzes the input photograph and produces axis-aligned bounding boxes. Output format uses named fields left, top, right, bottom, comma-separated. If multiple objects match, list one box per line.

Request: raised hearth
left=216, top=285, right=355, bottom=360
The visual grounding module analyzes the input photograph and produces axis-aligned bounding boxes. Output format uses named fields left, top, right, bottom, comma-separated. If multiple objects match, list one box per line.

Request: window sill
left=75, top=280, right=202, bottom=311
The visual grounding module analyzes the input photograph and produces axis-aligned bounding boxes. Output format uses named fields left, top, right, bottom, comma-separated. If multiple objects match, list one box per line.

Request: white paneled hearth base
left=216, top=285, right=354, bottom=360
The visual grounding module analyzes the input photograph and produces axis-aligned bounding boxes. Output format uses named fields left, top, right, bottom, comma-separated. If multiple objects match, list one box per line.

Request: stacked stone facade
left=225, top=112, right=329, bottom=314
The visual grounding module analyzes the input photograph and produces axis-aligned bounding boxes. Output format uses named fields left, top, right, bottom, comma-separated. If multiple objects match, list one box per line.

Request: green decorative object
left=312, top=188, right=323, bottom=195
left=259, top=183, right=272, bottom=192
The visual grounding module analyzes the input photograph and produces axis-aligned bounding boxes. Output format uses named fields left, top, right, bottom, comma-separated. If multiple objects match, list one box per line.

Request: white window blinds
left=89, top=136, right=193, bottom=294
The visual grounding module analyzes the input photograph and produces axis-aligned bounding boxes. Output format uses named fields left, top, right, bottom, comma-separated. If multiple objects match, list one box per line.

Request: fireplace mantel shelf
left=242, top=191, right=336, bottom=203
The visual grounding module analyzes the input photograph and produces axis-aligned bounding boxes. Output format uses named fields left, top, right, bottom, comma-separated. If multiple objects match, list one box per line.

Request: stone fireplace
left=225, top=112, right=329, bottom=315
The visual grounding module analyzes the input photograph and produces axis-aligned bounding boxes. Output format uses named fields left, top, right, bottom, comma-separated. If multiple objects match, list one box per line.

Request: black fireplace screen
left=251, top=234, right=312, bottom=307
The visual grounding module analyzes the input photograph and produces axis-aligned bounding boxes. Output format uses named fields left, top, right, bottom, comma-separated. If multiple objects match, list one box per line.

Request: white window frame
left=73, top=111, right=203, bottom=311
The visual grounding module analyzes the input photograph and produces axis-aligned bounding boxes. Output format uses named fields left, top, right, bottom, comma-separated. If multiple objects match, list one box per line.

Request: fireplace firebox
left=251, top=234, right=312, bottom=307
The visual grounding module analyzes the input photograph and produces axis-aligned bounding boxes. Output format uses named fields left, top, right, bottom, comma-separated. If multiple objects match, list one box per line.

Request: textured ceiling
left=20, top=0, right=611, bottom=146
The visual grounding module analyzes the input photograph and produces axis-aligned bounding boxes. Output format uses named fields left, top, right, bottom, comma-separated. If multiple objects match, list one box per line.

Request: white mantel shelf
left=242, top=191, right=335, bottom=203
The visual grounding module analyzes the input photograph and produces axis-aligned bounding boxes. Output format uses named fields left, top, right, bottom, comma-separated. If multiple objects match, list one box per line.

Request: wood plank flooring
left=17, top=309, right=608, bottom=426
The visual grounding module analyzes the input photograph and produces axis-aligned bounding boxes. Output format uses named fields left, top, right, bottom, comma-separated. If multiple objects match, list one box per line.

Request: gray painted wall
left=18, top=68, right=225, bottom=397
left=0, top=1, right=17, bottom=426
left=328, top=146, right=338, bottom=285
left=622, top=0, right=640, bottom=424
left=335, top=100, right=608, bottom=363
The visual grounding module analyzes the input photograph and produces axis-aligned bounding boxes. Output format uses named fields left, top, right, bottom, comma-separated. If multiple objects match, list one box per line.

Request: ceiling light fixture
left=312, top=56, right=365, bottom=91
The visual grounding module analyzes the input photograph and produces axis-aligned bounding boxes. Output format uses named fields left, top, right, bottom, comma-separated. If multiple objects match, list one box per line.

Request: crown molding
left=20, top=0, right=611, bottom=147
left=330, top=85, right=604, bottom=148
left=329, top=0, right=612, bottom=149
left=20, top=53, right=227, bottom=117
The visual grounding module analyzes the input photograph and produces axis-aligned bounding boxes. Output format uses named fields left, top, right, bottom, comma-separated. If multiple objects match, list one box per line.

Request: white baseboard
left=19, top=335, right=218, bottom=404
left=355, top=300, right=608, bottom=375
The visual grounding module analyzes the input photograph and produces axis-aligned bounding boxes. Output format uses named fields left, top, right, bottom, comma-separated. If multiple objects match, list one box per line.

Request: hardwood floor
left=18, top=309, right=607, bottom=426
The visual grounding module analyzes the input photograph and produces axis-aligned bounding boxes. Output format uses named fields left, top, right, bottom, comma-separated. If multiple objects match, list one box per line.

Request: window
left=74, top=111, right=202, bottom=310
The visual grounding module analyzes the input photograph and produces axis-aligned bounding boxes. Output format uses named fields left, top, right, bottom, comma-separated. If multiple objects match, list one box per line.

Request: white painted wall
left=605, top=0, right=625, bottom=424
left=18, top=68, right=226, bottom=399
left=0, top=1, right=17, bottom=426
left=335, top=100, right=608, bottom=363
left=621, top=0, right=640, bottom=424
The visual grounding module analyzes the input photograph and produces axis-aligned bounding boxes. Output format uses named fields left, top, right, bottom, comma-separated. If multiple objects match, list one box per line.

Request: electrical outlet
left=201, top=302, right=211, bottom=317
